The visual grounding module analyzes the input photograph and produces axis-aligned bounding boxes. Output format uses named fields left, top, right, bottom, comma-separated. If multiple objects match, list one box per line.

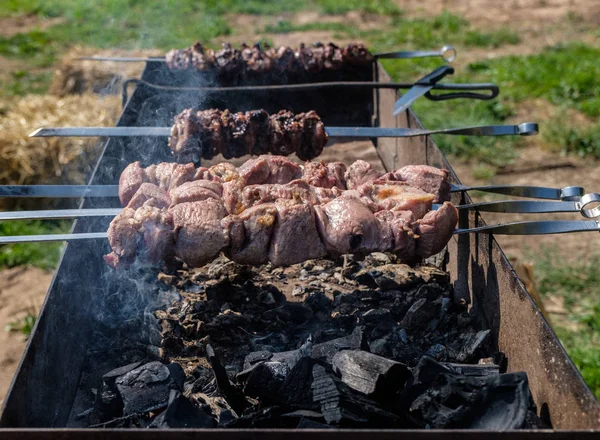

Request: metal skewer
left=77, top=45, right=458, bottom=63
left=0, top=183, right=584, bottom=201
left=29, top=123, right=539, bottom=139
left=2, top=194, right=599, bottom=222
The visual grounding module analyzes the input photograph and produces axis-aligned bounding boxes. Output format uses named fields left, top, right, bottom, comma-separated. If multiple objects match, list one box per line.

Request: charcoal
left=296, top=418, right=334, bottom=429
left=206, top=344, right=249, bottom=414
left=312, top=326, right=367, bottom=363
left=115, top=361, right=183, bottom=416
left=444, top=362, right=500, bottom=377
left=243, top=350, right=273, bottom=369
left=457, top=329, right=491, bottom=362
left=402, top=356, right=533, bottom=429
left=332, top=350, right=410, bottom=399
left=243, top=361, right=290, bottom=401
left=95, top=362, right=142, bottom=421
left=262, top=302, right=314, bottom=324
left=278, top=357, right=318, bottom=408
left=149, top=390, right=215, bottom=428
left=188, top=366, right=214, bottom=393
left=400, top=298, right=440, bottom=330
left=311, top=363, right=401, bottom=427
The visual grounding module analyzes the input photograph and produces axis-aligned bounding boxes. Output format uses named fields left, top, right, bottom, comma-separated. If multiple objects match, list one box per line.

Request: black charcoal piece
left=296, top=418, right=334, bottom=429
left=279, top=357, right=318, bottom=408
left=403, top=356, right=533, bottom=429
left=312, top=327, right=368, bottom=363
left=149, top=390, right=215, bottom=428
left=206, top=344, right=249, bottom=414
left=95, top=362, right=142, bottom=422
left=332, top=350, right=410, bottom=398
left=115, top=361, right=181, bottom=416
left=457, top=329, right=491, bottom=362
left=243, top=361, right=290, bottom=401
left=400, top=298, right=440, bottom=330
left=443, top=362, right=500, bottom=377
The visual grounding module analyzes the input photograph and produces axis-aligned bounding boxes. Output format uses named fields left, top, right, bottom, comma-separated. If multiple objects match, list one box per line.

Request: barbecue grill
left=1, top=57, right=599, bottom=438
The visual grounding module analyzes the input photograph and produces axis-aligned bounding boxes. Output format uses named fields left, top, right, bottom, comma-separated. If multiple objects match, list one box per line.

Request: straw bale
left=50, top=46, right=161, bottom=97
left=0, top=93, right=120, bottom=187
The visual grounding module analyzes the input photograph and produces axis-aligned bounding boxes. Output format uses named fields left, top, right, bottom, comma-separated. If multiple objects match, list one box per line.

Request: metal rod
left=29, top=123, right=539, bottom=139
left=0, top=185, right=119, bottom=198
left=0, top=232, right=108, bottom=244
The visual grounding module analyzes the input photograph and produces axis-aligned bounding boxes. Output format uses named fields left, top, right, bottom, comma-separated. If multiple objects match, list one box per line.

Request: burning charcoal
left=206, top=344, right=249, bottom=414
left=400, top=298, right=440, bottom=331
left=456, top=329, right=491, bottom=363
left=312, top=327, right=368, bottom=364
left=149, top=390, right=215, bottom=428
left=95, top=361, right=142, bottom=421
left=332, top=350, right=410, bottom=399
left=311, top=363, right=401, bottom=427
left=115, top=361, right=183, bottom=416
left=402, top=356, right=534, bottom=429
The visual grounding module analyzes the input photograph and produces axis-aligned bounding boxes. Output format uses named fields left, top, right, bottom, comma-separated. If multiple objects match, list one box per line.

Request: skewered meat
left=166, top=42, right=374, bottom=73
left=381, top=165, right=451, bottom=203
left=344, top=160, right=381, bottom=190
left=107, top=157, right=457, bottom=269
left=171, top=200, right=229, bottom=267
left=168, top=109, right=327, bottom=161
left=268, top=200, right=327, bottom=266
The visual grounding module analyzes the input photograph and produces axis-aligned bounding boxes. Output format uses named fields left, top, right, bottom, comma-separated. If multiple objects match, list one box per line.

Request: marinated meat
left=223, top=203, right=278, bottom=265
left=375, top=210, right=416, bottom=261
left=342, top=43, right=374, bottom=66
left=314, top=196, right=383, bottom=256
left=344, top=160, right=381, bottom=190
left=302, top=161, right=346, bottom=189
left=166, top=41, right=215, bottom=71
left=358, top=181, right=435, bottom=219
left=246, top=43, right=274, bottom=73
left=238, top=155, right=302, bottom=185
left=269, top=200, right=327, bottom=266
left=171, top=200, right=229, bottom=267
left=127, top=183, right=171, bottom=210
left=269, top=110, right=304, bottom=156
left=119, top=161, right=147, bottom=206
left=297, top=111, right=328, bottom=161
left=381, top=165, right=451, bottom=203
left=414, top=202, right=458, bottom=258
left=214, top=42, right=242, bottom=74
left=169, top=180, right=223, bottom=205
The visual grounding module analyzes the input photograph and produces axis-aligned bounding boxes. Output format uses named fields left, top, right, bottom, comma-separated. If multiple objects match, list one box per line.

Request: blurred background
left=0, top=0, right=598, bottom=404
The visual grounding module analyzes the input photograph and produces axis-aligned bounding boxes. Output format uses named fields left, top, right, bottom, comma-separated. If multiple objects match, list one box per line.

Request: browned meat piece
left=165, top=42, right=215, bottom=71
left=414, top=202, right=458, bottom=258
left=269, top=110, right=303, bottom=155
left=342, top=43, right=374, bottom=66
left=145, top=162, right=196, bottom=192
left=375, top=210, right=416, bottom=261
left=314, top=196, right=383, bottom=257
left=222, top=179, right=246, bottom=214
left=208, top=162, right=239, bottom=182
left=247, top=43, right=274, bottom=73
left=296, top=43, right=325, bottom=73
left=223, top=203, right=278, bottom=265
left=119, top=161, right=147, bottom=206
left=297, top=111, right=328, bottom=161
left=269, top=200, right=327, bottom=265
left=127, top=183, right=171, bottom=210
left=238, top=155, right=302, bottom=185
left=171, top=200, right=229, bottom=267
left=381, top=165, right=451, bottom=203
left=270, top=45, right=298, bottom=72
left=169, top=180, right=223, bottom=205
left=302, top=161, right=346, bottom=189
left=214, top=43, right=242, bottom=74
left=240, top=43, right=253, bottom=62
left=245, top=109, right=271, bottom=155
left=238, top=180, right=333, bottom=211
left=220, top=110, right=245, bottom=159
left=358, top=181, right=435, bottom=219
left=168, top=108, right=202, bottom=160
left=323, top=42, right=344, bottom=70
left=104, top=202, right=174, bottom=269
left=344, top=160, right=381, bottom=190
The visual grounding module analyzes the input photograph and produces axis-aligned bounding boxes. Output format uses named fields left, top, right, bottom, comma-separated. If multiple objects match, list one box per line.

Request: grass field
left=1, top=0, right=599, bottom=399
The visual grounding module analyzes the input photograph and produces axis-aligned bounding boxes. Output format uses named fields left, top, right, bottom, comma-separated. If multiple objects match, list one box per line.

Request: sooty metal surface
left=1, top=62, right=599, bottom=435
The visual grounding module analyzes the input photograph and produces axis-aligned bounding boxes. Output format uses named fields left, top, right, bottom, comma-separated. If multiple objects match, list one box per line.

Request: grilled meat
left=166, top=41, right=374, bottom=74
left=381, top=165, right=451, bottom=203
left=344, top=160, right=381, bottom=190
left=168, top=109, right=328, bottom=162
left=108, top=157, right=456, bottom=269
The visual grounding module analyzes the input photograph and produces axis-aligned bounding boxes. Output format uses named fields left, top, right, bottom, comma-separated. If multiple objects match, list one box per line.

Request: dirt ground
left=0, top=0, right=599, bottom=405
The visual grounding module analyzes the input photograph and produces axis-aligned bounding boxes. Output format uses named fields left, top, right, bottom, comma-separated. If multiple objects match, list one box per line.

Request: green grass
left=0, top=220, right=71, bottom=270
left=543, top=118, right=600, bottom=158
left=534, top=251, right=600, bottom=397
left=5, top=308, right=37, bottom=341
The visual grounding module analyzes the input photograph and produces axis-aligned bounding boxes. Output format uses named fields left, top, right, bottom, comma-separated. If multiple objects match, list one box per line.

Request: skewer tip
left=29, top=128, right=44, bottom=137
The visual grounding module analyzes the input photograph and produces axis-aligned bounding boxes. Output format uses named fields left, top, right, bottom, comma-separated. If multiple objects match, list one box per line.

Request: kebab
left=104, top=156, right=458, bottom=269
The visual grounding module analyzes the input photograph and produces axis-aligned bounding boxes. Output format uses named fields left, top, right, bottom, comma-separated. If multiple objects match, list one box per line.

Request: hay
left=0, top=93, right=120, bottom=186
left=50, top=46, right=161, bottom=97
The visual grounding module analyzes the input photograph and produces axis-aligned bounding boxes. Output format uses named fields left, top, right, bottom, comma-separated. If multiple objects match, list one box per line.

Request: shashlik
left=168, top=109, right=328, bottom=162
left=165, top=42, right=373, bottom=74
left=105, top=156, right=457, bottom=269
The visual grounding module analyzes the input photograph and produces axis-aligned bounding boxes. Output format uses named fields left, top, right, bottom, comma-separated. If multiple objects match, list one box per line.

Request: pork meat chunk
left=414, top=201, right=458, bottom=258
left=375, top=210, right=416, bottom=261
left=171, top=200, right=229, bottom=267
left=238, top=155, right=302, bottom=185
left=169, top=180, right=223, bottom=205
left=302, top=161, right=347, bottom=189
left=223, top=203, right=278, bottom=265
left=119, top=161, right=147, bottom=206
left=382, top=165, right=451, bottom=203
left=127, top=183, right=171, bottom=210
left=269, top=201, right=326, bottom=266
left=314, top=196, right=382, bottom=256
left=359, top=181, right=435, bottom=219
left=344, top=160, right=381, bottom=190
